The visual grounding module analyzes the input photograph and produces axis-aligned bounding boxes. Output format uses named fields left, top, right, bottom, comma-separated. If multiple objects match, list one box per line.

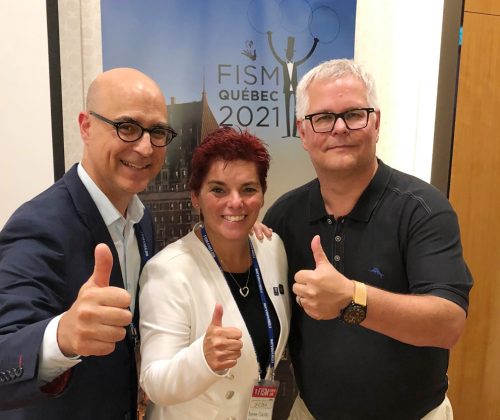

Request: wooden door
left=447, top=2, right=500, bottom=419
left=465, top=0, right=500, bottom=15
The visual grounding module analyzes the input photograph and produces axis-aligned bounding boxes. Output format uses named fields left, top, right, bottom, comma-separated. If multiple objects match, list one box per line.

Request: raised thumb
left=211, top=303, right=223, bottom=327
left=311, top=235, right=328, bottom=268
left=90, top=243, right=113, bottom=288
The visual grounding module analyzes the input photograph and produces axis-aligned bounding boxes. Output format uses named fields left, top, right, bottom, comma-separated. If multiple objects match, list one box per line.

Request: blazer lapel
left=63, top=164, right=124, bottom=288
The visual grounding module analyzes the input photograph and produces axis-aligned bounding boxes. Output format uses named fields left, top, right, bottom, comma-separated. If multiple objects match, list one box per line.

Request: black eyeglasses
left=304, top=107, right=375, bottom=133
left=89, top=111, right=177, bottom=147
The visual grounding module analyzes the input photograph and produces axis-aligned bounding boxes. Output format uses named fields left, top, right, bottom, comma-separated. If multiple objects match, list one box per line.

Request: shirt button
left=335, top=235, right=341, bottom=242
left=226, top=373, right=235, bottom=380
left=327, top=218, right=332, bottom=225
left=225, top=390, right=235, bottom=399
left=334, top=255, right=341, bottom=262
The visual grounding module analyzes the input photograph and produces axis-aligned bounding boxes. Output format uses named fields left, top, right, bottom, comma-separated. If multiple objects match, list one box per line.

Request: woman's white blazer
left=139, top=231, right=290, bottom=420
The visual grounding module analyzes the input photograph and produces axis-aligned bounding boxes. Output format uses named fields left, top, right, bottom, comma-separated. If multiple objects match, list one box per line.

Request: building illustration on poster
left=140, top=88, right=219, bottom=250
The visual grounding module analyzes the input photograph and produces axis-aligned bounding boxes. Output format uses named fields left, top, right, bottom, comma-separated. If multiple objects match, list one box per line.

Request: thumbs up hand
left=84, top=242, right=114, bottom=288
left=203, top=304, right=243, bottom=372
left=58, top=244, right=132, bottom=357
left=293, top=235, right=353, bottom=320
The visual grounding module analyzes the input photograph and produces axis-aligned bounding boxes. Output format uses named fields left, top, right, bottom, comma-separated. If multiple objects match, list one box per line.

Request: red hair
left=189, top=127, right=270, bottom=194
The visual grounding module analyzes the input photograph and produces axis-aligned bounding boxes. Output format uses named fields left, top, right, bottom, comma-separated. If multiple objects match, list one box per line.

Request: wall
left=0, top=0, right=54, bottom=227
left=355, top=0, right=445, bottom=182
left=58, top=0, right=103, bottom=170
left=1, top=0, right=447, bottom=227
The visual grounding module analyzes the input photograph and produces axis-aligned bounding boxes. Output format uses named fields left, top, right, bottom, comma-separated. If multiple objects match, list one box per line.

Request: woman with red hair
left=139, top=127, right=290, bottom=419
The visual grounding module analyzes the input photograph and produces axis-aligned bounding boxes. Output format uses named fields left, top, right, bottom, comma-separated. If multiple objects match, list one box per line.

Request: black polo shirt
left=263, top=160, right=472, bottom=420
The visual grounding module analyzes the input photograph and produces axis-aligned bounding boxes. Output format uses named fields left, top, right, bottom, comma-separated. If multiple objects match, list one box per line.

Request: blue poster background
left=102, top=0, right=356, bottom=139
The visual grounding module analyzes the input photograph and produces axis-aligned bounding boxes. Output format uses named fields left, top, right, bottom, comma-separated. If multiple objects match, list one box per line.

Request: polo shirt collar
left=308, top=179, right=329, bottom=222
left=307, top=159, right=392, bottom=223
left=349, top=159, right=392, bottom=222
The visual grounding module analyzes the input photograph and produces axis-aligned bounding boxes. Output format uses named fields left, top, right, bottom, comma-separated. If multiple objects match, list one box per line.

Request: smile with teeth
left=223, top=215, right=246, bottom=222
left=121, top=160, right=150, bottom=169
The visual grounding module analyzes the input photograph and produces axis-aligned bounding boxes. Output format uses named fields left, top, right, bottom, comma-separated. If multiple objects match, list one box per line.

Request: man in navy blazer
left=0, top=68, right=174, bottom=419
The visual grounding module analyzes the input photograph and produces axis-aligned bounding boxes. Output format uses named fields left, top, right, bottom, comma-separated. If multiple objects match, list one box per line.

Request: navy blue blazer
left=0, top=164, right=154, bottom=419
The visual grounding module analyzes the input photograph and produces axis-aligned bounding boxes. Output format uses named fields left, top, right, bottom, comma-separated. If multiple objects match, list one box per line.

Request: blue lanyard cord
left=200, top=227, right=276, bottom=381
left=200, top=227, right=223, bottom=267
left=128, top=224, right=151, bottom=348
left=249, top=239, right=276, bottom=381
left=135, top=225, right=151, bottom=262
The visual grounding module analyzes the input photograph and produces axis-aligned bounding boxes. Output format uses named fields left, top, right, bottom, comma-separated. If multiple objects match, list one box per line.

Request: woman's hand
left=203, top=304, right=243, bottom=372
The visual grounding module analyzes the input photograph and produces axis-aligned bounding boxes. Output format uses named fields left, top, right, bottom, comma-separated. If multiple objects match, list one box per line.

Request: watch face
left=341, top=303, right=367, bottom=325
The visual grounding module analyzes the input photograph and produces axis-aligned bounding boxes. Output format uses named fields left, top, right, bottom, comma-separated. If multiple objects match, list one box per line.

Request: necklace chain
left=199, top=224, right=252, bottom=298
left=221, top=259, right=251, bottom=298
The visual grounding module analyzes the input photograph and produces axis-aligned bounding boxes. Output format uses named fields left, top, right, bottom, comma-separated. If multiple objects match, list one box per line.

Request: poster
left=101, top=0, right=356, bottom=249
left=101, top=2, right=356, bottom=415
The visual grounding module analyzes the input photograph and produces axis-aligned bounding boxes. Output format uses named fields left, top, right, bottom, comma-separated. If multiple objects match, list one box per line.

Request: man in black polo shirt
left=263, top=59, right=472, bottom=420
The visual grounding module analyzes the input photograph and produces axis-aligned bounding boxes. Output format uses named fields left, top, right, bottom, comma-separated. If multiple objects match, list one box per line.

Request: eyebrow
left=114, top=115, right=170, bottom=129
left=207, top=180, right=260, bottom=187
left=314, top=106, right=369, bottom=114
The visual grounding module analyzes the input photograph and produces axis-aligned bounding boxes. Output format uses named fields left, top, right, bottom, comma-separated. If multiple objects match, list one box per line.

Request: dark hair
left=189, top=126, right=270, bottom=194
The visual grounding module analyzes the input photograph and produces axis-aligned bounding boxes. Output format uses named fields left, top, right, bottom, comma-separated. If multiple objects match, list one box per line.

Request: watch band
left=340, top=281, right=367, bottom=325
left=353, top=280, right=367, bottom=306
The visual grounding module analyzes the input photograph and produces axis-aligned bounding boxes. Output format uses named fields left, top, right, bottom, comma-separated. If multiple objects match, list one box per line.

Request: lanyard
left=134, top=224, right=151, bottom=268
left=127, top=224, right=152, bottom=349
left=200, top=227, right=276, bottom=381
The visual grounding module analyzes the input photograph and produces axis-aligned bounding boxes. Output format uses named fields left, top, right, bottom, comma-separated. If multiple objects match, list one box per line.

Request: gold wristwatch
left=340, top=280, right=367, bottom=325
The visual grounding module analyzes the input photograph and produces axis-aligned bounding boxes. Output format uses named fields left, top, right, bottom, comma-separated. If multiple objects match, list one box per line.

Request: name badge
left=247, top=379, right=280, bottom=419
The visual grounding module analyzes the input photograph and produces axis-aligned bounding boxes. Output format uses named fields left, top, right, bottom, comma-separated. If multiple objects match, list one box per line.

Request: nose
left=332, top=116, right=349, bottom=134
left=133, top=132, right=154, bottom=156
left=227, top=192, right=243, bottom=208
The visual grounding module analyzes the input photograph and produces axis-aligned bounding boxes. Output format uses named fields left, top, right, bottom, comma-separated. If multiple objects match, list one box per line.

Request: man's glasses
left=89, top=111, right=177, bottom=147
left=304, top=108, right=375, bottom=133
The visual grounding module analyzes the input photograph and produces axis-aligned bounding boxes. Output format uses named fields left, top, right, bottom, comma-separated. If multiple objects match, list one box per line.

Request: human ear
left=79, top=112, right=91, bottom=144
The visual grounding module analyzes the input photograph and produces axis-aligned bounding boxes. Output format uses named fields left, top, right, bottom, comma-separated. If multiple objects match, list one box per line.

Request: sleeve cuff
left=38, top=314, right=81, bottom=383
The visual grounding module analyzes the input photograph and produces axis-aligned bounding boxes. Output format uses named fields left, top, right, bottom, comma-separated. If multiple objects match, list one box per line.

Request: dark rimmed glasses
left=89, top=111, right=177, bottom=147
left=304, top=107, right=375, bottom=133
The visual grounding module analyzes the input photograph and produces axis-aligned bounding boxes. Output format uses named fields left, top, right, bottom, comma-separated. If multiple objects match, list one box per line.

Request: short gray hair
left=295, top=59, right=378, bottom=120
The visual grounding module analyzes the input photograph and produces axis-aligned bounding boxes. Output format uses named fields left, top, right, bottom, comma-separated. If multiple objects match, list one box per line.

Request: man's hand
left=250, top=221, right=273, bottom=240
left=293, top=235, right=353, bottom=320
left=57, top=243, right=132, bottom=357
left=203, top=304, right=243, bottom=372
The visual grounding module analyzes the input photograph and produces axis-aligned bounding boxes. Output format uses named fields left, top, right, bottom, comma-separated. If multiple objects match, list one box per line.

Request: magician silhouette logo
left=216, top=0, right=349, bottom=138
